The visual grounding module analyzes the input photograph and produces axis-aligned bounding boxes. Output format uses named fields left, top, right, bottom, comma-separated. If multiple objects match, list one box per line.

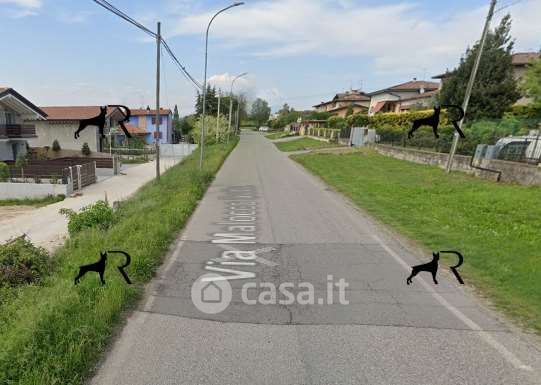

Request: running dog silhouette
left=74, top=252, right=107, bottom=285
left=73, top=105, right=132, bottom=140
left=408, top=105, right=466, bottom=139
left=406, top=252, right=439, bottom=285
left=74, top=106, right=107, bottom=139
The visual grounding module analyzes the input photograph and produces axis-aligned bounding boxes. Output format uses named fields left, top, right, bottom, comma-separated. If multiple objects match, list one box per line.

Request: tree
left=15, top=152, right=28, bottom=180
left=521, top=55, right=541, bottom=107
left=81, top=142, right=91, bottom=156
left=439, top=14, right=520, bottom=121
left=279, top=103, right=290, bottom=115
left=250, top=98, right=271, bottom=127
left=0, top=162, right=9, bottom=182
left=195, top=85, right=218, bottom=116
left=52, top=139, right=61, bottom=152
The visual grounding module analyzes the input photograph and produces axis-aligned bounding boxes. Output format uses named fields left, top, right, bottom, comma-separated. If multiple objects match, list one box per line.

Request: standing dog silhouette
left=74, top=106, right=107, bottom=139
left=406, top=252, right=440, bottom=285
left=408, top=106, right=442, bottom=139
left=74, top=252, right=107, bottom=285
left=408, top=105, right=466, bottom=139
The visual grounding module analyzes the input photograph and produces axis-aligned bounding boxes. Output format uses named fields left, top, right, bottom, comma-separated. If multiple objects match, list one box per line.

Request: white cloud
left=0, top=0, right=41, bottom=17
left=208, top=72, right=256, bottom=96
left=170, top=0, right=541, bottom=78
left=0, top=0, right=41, bottom=7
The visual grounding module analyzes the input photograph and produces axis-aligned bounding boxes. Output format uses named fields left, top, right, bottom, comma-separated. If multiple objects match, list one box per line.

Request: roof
left=130, top=108, right=172, bottom=116
left=122, top=123, right=148, bottom=135
left=0, top=87, right=47, bottom=119
left=512, top=52, right=540, bottom=66
left=367, top=80, right=439, bottom=96
left=39, top=106, right=118, bottom=121
left=314, top=90, right=370, bottom=108
left=399, top=89, right=439, bottom=102
left=328, top=103, right=369, bottom=112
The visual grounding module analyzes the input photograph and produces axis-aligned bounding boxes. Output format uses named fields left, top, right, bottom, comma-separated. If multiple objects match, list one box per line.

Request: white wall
left=0, top=182, right=69, bottom=199
left=26, top=121, right=100, bottom=152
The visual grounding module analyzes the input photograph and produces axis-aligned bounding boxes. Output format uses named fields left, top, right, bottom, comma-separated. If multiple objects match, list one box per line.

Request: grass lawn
left=293, top=149, right=541, bottom=333
left=265, top=131, right=297, bottom=140
left=275, top=137, right=341, bottom=152
left=0, top=140, right=237, bottom=385
left=0, top=195, right=65, bottom=207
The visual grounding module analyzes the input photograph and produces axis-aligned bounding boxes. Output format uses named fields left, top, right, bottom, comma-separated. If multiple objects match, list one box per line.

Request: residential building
left=314, top=90, right=370, bottom=117
left=127, top=108, right=173, bottom=145
left=367, top=80, right=440, bottom=115
left=432, top=52, right=541, bottom=105
left=26, top=106, right=126, bottom=153
left=0, top=87, right=46, bottom=161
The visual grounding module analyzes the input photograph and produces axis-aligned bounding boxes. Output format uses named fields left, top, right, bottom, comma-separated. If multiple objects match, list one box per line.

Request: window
left=151, top=116, right=164, bottom=125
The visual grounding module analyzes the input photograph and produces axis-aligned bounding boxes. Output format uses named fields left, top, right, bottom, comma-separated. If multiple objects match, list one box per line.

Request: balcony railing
left=0, top=124, right=37, bottom=139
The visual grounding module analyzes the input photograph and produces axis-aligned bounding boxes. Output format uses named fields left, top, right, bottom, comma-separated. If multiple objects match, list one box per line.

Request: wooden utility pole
left=155, top=21, right=161, bottom=181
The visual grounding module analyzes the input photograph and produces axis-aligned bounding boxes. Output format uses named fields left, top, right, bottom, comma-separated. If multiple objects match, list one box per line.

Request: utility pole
left=446, top=0, right=497, bottom=172
left=228, top=94, right=234, bottom=143
left=236, top=101, right=240, bottom=134
left=155, top=21, right=161, bottom=181
left=216, top=90, right=221, bottom=142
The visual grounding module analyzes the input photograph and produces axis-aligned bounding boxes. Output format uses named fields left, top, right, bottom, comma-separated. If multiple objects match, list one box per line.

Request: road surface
left=91, top=132, right=541, bottom=385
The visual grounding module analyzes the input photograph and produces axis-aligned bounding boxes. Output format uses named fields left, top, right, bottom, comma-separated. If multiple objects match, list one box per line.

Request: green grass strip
left=293, top=149, right=541, bottom=333
left=274, top=137, right=341, bottom=152
left=0, top=195, right=65, bottom=207
left=0, top=140, right=238, bottom=385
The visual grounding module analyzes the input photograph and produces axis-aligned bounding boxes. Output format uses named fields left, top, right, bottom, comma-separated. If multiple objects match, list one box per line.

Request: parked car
left=258, top=126, right=269, bottom=132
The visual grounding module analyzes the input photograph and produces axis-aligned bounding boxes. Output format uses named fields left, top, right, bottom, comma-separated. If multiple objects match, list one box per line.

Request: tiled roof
left=512, top=52, right=540, bottom=66
left=122, top=123, right=148, bottom=135
left=328, top=103, right=369, bottom=112
left=39, top=106, right=117, bottom=121
left=130, top=108, right=172, bottom=116
left=314, top=90, right=370, bottom=108
left=388, top=80, right=440, bottom=91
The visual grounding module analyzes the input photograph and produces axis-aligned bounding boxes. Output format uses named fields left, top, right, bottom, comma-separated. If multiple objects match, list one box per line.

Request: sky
left=1, top=0, right=540, bottom=115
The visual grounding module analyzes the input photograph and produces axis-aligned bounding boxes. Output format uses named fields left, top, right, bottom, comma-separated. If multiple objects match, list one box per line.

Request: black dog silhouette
left=408, top=105, right=466, bottom=139
left=73, top=105, right=133, bottom=140
left=74, top=252, right=107, bottom=285
left=408, top=106, right=441, bottom=139
left=75, top=106, right=107, bottom=139
left=406, top=252, right=439, bottom=285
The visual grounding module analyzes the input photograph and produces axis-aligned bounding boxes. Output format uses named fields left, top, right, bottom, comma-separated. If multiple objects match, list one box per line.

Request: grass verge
left=0, top=195, right=65, bottom=207
left=0, top=140, right=238, bottom=385
left=265, top=131, right=297, bottom=140
left=293, top=149, right=541, bottom=333
left=274, top=137, right=341, bottom=152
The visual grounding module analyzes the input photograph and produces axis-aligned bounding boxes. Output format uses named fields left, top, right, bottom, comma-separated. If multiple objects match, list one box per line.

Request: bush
left=81, top=142, right=91, bottom=156
left=0, top=162, right=9, bottom=182
left=52, top=139, right=61, bottom=152
left=327, top=116, right=348, bottom=130
left=190, top=115, right=230, bottom=144
left=347, top=113, right=370, bottom=127
left=0, top=238, right=50, bottom=288
left=60, top=200, right=114, bottom=236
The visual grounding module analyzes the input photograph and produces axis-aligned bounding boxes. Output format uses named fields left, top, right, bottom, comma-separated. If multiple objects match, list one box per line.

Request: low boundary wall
left=0, top=182, right=70, bottom=199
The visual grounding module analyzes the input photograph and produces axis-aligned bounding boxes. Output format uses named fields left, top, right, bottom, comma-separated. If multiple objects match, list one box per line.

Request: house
left=367, top=80, right=440, bottom=115
left=26, top=106, right=127, bottom=153
left=0, top=87, right=46, bottom=161
left=126, top=108, right=173, bottom=145
left=432, top=52, right=541, bottom=105
left=314, top=90, right=370, bottom=117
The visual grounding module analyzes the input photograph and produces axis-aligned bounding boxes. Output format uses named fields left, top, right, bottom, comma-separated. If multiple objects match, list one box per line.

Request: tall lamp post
left=228, top=72, right=248, bottom=143
left=199, top=2, right=244, bottom=170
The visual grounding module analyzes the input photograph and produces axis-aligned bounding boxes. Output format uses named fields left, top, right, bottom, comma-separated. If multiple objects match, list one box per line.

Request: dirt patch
left=0, top=206, right=37, bottom=223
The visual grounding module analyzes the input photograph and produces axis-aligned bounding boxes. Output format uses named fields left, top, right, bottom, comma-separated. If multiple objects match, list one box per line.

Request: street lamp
left=228, top=72, right=248, bottom=143
left=199, top=2, right=244, bottom=170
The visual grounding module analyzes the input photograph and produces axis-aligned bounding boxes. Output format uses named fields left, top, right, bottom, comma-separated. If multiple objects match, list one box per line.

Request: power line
left=494, top=0, right=524, bottom=13
left=92, top=0, right=202, bottom=91
left=161, top=39, right=203, bottom=90
left=92, top=0, right=156, bottom=37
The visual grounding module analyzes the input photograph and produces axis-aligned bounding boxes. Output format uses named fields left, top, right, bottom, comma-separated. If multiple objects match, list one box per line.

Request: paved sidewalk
left=0, top=158, right=180, bottom=251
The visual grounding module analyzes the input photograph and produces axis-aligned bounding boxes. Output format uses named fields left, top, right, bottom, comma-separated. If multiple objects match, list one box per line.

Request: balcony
left=0, top=124, right=37, bottom=139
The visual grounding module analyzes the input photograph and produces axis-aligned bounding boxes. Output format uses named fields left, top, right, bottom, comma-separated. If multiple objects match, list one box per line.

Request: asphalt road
left=91, top=132, right=541, bottom=385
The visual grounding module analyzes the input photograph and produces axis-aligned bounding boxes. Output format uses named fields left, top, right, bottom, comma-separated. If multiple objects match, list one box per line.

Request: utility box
left=350, top=127, right=376, bottom=147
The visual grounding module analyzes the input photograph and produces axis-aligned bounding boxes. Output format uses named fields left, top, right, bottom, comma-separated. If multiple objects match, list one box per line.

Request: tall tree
left=521, top=55, right=541, bottom=107
left=250, top=98, right=271, bottom=127
left=439, top=14, right=520, bottom=121
left=195, top=85, right=219, bottom=116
